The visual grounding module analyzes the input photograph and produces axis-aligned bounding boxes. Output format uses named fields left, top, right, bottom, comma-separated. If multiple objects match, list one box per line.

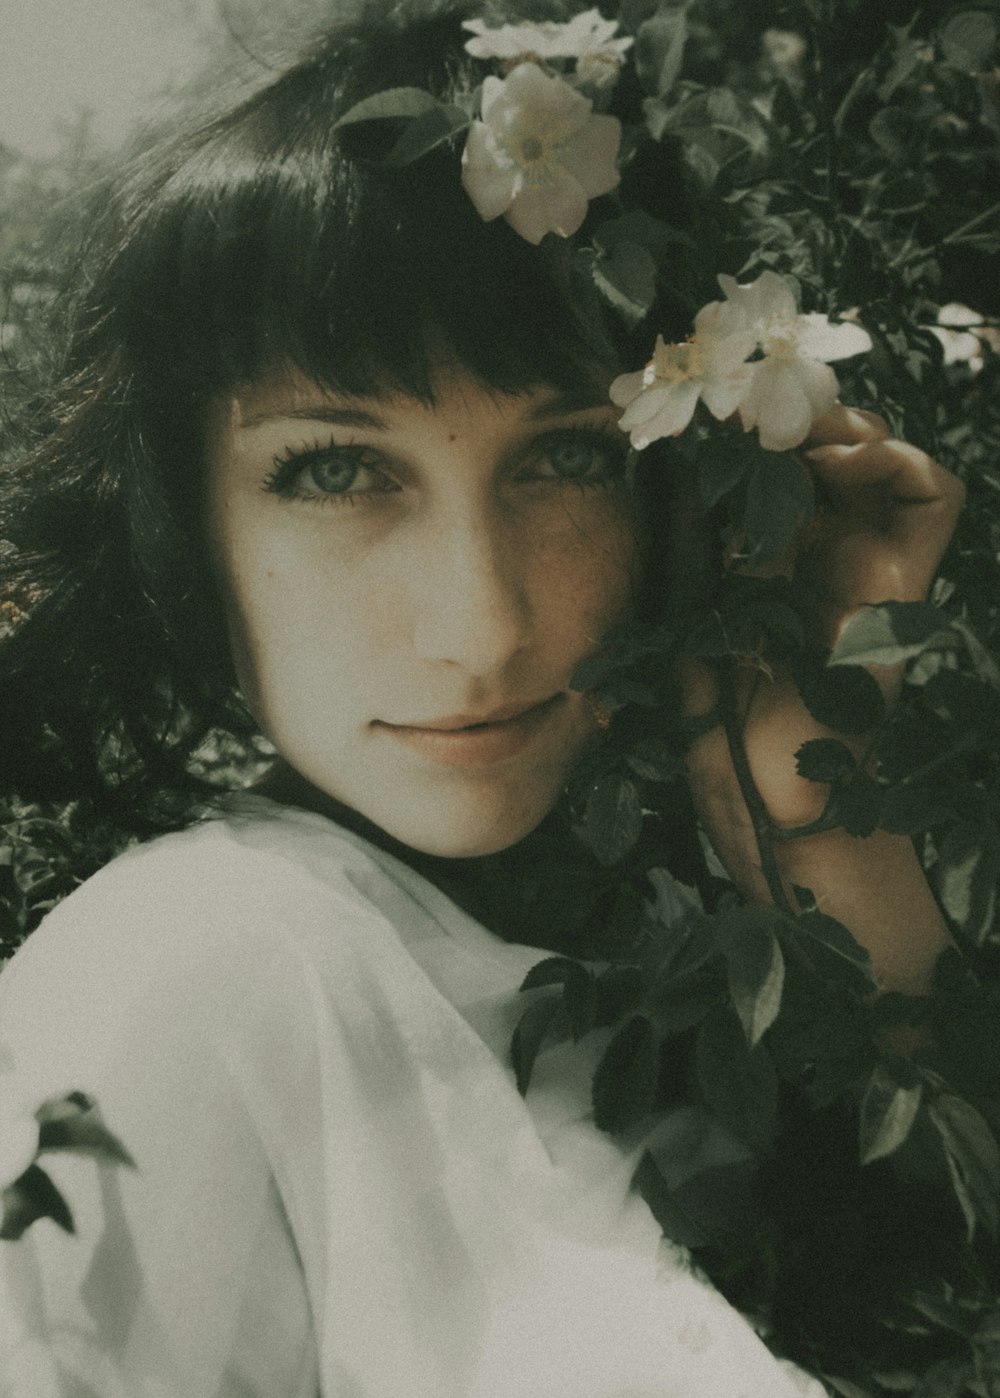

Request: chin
left=376, top=794, right=555, bottom=860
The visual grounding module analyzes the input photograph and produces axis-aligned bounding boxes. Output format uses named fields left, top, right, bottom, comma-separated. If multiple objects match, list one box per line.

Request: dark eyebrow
left=240, top=405, right=389, bottom=431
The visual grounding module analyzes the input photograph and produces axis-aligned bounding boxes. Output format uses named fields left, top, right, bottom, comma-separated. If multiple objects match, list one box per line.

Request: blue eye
left=531, top=430, right=628, bottom=484
left=263, top=444, right=391, bottom=503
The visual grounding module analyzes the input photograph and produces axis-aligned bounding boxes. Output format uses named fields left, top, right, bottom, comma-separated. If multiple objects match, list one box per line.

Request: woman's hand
left=681, top=406, right=965, bottom=993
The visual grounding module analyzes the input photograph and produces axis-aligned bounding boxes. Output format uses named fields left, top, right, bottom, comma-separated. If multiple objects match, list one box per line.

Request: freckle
left=266, top=570, right=274, bottom=580
left=448, top=433, right=458, bottom=443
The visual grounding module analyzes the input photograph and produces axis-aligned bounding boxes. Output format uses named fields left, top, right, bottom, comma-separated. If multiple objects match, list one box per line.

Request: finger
left=805, top=404, right=891, bottom=446
left=802, top=437, right=965, bottom=515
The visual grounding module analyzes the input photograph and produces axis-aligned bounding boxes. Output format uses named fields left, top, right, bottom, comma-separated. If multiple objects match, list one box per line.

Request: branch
left=718, top=660, right=796, bottom=917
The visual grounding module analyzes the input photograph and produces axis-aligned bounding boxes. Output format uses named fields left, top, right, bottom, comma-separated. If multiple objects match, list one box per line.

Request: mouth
left=373, top=694, right=565, bottom=767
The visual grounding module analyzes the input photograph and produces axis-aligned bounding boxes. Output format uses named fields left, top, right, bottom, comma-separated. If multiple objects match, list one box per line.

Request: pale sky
left=0, top=0, right=225, bottom=158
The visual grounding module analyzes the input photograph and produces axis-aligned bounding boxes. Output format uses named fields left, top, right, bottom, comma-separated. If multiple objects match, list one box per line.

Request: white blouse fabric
left=0, top=795, right=826, bottom=1398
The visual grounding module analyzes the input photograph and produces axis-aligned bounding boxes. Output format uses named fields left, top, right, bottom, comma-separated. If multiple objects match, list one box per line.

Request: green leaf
left=334, top=87, right=440, bottom=128
left=632, top=1149, right=709, bottom=1248
left=721, top=909, right=785, bottom=1047
left=928, top=1094, right=1000, bottom=1239
left=592, top=1015, right=659, bottom=1133
left=794, top=655, right=885, bottom=735
left=795, top=738, right=856, bottom=785
left=695, top=434, right=754, bottom=511
left=0, top=1164, right=74, bottom=1241
left=939, top=10, right=998, bottom=73
left=796, top=911, right=878, bottom=990
left=510, top=995, right=562, bottom=1096
left=859, top=1063, right=923, bottom=1164
left=519, top=958, right=597, bottom=1041
left=695, top=1007, right=778, bottom=1147
left=384, top=104, right=469, bottom=166
left=594, top=210, right=695, bottom=259
left=829, top=601, right=951, bottom=668
left=625, top=737, right=684, bottom=782
left=933, top=820, right=1000, bottom=944
left=35, top=1091, right=136, bottom=1167
left=594, top=965, right=646, bottom=1024
left=592, top=239, right=657, bottom=326
left=742, top=453, right=815, bottom=565
left=584, top=773, right=645, bottom=866
left=827, top=770, right=883, bottom=838
left=634, top=4, right=689, bottom=98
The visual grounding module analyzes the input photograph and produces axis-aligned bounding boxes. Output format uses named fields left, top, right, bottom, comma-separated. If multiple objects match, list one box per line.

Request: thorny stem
left=718, top=660, right=796, bottom=919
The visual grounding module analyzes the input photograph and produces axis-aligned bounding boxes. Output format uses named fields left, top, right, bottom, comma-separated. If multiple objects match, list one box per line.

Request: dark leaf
left=35, top=1091, right=135, bottom=1167
left=634, top=6, right=688, bottom=98
left=720, top=908, right=785, bottom=1047
left=695, top=434, right=753, bottom=511
left=695, top=1007, right=778, bottom=1147
left=933, top=819, right=1000, bottom=944
left=742, top=454, right=815, bottom=565
left=794, top=655, right=885, bottom=735
left=828, top=770, right=883, bottom=838
left=510, top=995, right=562, bottom=1096
left=592, top=238, right=658, bottom=325
left=795, top=738, right=856, bottom=784
left=632, top=1148, right=710, bottom=1248
left=928, top=1093, right=1000, bottom=1238
left=0, top=1164, right=74, bottom=1241
left=520, top=958, right=598, bottom=1041
left=584, top=773, right=645, bottom=866
left=796, top=911, right=878, bottom=989
left=829, top=602, right=952, bottom=669
left=384, top=104, right=469, bottom=166
left=859, top=1062, right=923, bottom=1164
left=592, top=1015, right=659, bottom=1133
left=334, top=87, right=440, bottom=127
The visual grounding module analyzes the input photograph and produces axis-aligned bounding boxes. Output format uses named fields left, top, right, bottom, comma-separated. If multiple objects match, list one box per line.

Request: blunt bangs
left=111, top=7, right=624, bottom=414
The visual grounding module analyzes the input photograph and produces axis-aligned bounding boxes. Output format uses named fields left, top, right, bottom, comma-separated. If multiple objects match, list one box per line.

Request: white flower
left=610, top=300, right=757, bottom=449
left=718, top=271, right=873, bottom=451
left=928, top=302, right=990, bottom=371
left=463, top=9, right=632, bottom=64
left=461, top=62, right=621, bottom=244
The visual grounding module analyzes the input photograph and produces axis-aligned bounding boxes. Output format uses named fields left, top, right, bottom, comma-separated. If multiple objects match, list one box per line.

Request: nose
left=410, top=502, right=532, bottom=676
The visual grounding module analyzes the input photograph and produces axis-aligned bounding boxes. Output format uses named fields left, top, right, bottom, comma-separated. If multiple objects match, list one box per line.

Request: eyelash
left=261, top=427, right=629, bottom=509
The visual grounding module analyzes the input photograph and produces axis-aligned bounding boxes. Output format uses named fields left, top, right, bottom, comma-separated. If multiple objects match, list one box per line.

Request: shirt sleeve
left=0, top=841, right=321, bottom=1398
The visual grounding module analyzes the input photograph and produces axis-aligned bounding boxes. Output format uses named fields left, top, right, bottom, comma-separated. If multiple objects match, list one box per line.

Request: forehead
left=222, top=362, right=618, bottom=432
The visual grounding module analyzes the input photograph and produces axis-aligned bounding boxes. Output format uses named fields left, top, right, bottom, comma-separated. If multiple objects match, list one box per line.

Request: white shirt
left=0, top=795, right=825, bottom=1397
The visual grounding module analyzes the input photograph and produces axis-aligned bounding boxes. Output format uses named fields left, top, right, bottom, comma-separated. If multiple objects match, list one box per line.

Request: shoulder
left=0, top=799, right=422, bottom=1089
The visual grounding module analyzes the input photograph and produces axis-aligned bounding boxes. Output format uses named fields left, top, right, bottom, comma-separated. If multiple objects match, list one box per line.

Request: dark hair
left=0, top=3, right=678, bottom=826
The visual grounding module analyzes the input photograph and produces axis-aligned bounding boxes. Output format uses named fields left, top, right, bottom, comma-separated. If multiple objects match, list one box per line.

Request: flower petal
left=609, top=368, right=648, bottom=408
left=558, top=114, right=622, bottom=198
left=461, top=125, right=517, bottom=222
left=740, top=360, right=815, bottom=450
left=794, top=313, right=872, bottom=362
left=628, top=381, right=701, bottom=447
left=701, top=364, right=755, bottom=420
left=618, top=382, right=673, bottom=430
left=504, top=168, right=589, bottom=243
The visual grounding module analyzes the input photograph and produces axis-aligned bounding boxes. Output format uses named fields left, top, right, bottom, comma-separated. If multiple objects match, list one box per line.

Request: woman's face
left=204, top=363, right=640, bottom=857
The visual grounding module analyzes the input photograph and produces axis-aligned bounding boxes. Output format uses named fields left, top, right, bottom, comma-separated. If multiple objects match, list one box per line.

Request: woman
left=0, top=4, right=964, bottom=1394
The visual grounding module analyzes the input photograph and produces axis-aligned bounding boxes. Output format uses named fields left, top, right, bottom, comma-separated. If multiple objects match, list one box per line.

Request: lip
left=374, top=694, right=565, bottom=767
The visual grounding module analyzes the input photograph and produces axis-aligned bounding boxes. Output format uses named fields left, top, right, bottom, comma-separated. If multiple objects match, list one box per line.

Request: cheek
left=538, top=493, right=641, bottom=634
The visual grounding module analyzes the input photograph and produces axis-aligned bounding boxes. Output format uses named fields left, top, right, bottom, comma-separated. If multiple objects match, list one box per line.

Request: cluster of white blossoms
left=460, top=10, right=629, bottom=244
left=457, top=14, right=871, bottom=449
left=611, top=271, right=873, bottom=453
